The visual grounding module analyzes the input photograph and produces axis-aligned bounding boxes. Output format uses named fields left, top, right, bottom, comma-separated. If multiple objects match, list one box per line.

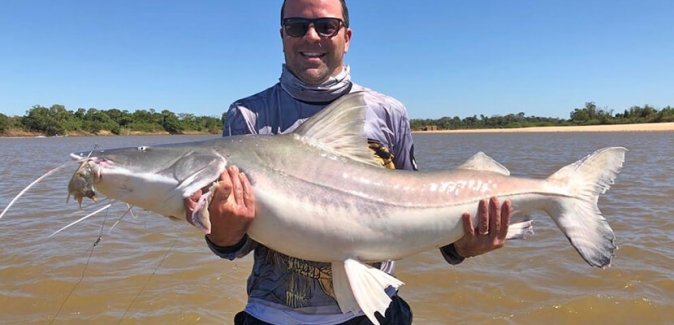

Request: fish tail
left=545, top=147, right=627, bottom=268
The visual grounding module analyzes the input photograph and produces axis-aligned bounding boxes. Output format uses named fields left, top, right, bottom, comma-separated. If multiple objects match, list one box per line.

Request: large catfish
left=63, top=93, right=626, bottom=324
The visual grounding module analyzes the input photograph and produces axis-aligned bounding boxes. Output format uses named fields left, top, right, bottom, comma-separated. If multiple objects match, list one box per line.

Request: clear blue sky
left=1, top=0, right=672, bottom=119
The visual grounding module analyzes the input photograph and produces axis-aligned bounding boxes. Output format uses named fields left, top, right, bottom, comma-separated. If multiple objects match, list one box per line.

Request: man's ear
left=344, top=28, right=352, bottom=53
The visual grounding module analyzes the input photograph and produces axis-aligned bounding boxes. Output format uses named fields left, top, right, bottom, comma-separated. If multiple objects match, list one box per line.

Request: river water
left=0, top=132, right=672, bottom=325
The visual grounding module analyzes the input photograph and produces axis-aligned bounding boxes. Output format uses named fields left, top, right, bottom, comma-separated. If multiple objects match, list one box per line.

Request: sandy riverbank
left=414, top=122, right=674, bottom=133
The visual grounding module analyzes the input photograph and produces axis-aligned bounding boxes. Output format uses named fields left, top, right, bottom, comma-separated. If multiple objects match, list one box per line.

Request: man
left=185, top=0, right=511, bottom=324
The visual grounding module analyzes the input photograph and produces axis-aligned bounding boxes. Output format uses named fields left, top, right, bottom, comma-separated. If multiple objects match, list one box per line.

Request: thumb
left=184, top=190, right=202, bottom=218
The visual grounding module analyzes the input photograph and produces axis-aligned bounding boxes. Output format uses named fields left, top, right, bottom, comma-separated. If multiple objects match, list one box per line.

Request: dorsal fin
left=457, top=152, right=510, bottom=176
left=292, top=92, right=381, bottom=167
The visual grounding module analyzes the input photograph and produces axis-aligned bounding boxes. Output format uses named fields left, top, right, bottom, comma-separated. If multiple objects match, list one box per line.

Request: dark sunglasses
left=282, top=17, right=346, bottom=38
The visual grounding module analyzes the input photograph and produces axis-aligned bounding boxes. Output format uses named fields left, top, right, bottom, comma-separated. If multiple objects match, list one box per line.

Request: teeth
left=302, top=52, right=323, bottom=57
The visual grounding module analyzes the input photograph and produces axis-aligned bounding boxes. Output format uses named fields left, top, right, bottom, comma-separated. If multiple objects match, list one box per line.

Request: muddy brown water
left=1, top=132, right=672, bottom=324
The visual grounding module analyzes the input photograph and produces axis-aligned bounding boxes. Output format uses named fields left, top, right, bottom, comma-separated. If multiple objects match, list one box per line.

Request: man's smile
left=300, top=51, right=326, bottom=58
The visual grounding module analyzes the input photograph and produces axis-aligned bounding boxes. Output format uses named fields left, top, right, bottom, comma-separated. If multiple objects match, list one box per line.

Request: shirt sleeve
left=392, top=112, right=418, bottom=172
left=205, top=234, right=258, bottom=260
left=224, top=103, right=256, bottom=136
left=440, top=243, right=466, bottom=265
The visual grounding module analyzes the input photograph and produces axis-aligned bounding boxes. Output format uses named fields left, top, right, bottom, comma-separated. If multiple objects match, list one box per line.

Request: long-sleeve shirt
left=207, top=70, right=463, bottom=325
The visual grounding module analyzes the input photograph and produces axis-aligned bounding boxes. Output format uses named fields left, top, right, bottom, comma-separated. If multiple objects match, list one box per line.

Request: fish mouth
left=70, top=151, right=100, bottom=161
left=70, top=152, right=84, bottom=161
left=69, top=152, right=108, bottom=165
left=68, top=153, right=108, bottom=180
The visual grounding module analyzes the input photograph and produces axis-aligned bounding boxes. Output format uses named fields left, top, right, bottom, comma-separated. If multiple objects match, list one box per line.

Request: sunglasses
left=282, top=17, right=346, bottom=38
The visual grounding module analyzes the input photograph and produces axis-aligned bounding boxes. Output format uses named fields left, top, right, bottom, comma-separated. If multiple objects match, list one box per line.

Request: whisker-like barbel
left=0, top=161, right=79, bottom=220
left=48, top=203, right=113, bottom=238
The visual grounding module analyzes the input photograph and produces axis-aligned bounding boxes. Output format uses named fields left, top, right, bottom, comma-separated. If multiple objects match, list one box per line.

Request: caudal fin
left=545, top=147, right=627, bottom=268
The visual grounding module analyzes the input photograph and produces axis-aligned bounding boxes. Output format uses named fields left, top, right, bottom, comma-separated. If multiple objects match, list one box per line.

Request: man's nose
left=303, top=24, right=321, bottom=41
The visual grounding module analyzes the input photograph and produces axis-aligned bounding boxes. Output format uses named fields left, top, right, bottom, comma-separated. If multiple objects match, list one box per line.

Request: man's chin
left=296, top=69, right=330, bottom=85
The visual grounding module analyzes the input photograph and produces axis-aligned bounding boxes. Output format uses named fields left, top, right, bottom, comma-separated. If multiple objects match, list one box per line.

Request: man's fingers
left=489, top=196, right=501, bottom=237
left=183, top=188, right=203, bottom=219
left=229, top=165, right=244, bottom=206
left=461, top=212, right=474, bottom=236
left=212, top=169, right=234, bottom=202
left=217, top=170, right=229, bottom=181
left=497, top=199, right=512, bottom=240
left=185, top=197, right=196, bottom=211
left=189, top=189, right=202, bottom=202
left=478, top=199, right=489, bottom=235
left=240, top=172, right=255, bottom=211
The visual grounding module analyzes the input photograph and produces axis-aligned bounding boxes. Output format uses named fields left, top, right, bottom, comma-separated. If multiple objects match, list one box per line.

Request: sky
left=1, top=0, right=672, bottom=119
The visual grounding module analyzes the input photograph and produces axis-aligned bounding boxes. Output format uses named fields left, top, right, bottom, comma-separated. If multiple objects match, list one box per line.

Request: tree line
left=410, top=103, right=674, bottom=131
left=1, top=102, right=673, bottom=136
left=0, top=104, right=224, bottom=136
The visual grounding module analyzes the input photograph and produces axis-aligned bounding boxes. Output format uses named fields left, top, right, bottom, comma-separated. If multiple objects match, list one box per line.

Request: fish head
left=69, top=145, right=190, bottom=175
left=67, top=160, right=99, bottom=207
left=68, top=142, right=228, bottom=221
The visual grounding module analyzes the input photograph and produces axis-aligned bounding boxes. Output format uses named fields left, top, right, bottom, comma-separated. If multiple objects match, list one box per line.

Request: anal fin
left=506, top=213, right=535, bottom=240
left=331, top=259, right=404, bottom=325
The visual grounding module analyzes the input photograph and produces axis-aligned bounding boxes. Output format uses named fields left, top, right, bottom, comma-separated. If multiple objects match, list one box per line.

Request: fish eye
left=137, top=146, right=149, bottom=151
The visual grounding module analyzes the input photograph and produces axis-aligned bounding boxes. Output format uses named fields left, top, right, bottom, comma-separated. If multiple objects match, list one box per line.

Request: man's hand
left=184, top=165, right=255, bottom=247
left=454, top=196, right=511, bottom=258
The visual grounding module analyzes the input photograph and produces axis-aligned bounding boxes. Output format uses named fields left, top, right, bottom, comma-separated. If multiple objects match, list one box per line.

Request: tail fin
left=545, top=147, right=627, bottom=268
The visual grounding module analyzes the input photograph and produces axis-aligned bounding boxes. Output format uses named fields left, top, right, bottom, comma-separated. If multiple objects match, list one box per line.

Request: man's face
left=281, top=0, right=351, bottom=85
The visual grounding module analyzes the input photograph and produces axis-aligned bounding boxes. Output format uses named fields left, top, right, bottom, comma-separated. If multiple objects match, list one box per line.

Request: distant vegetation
left=0, top=105, right=224, bottom=136
left=1, top=102, right=673, bottom=136
left=410, top=102, right=674, bottom=131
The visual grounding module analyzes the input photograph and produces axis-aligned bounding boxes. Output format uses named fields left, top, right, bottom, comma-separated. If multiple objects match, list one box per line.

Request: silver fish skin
left=67, top=93, right=626, bottom=325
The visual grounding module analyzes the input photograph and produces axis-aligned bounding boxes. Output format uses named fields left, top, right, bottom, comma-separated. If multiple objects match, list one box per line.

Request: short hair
left=280, top=0, right=350, bottom=27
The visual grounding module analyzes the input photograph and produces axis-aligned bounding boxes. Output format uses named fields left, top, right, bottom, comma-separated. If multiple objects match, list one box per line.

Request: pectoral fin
left=190, top=183, right=217, bottom=234
left=331, top=259, right=404, bottom=325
